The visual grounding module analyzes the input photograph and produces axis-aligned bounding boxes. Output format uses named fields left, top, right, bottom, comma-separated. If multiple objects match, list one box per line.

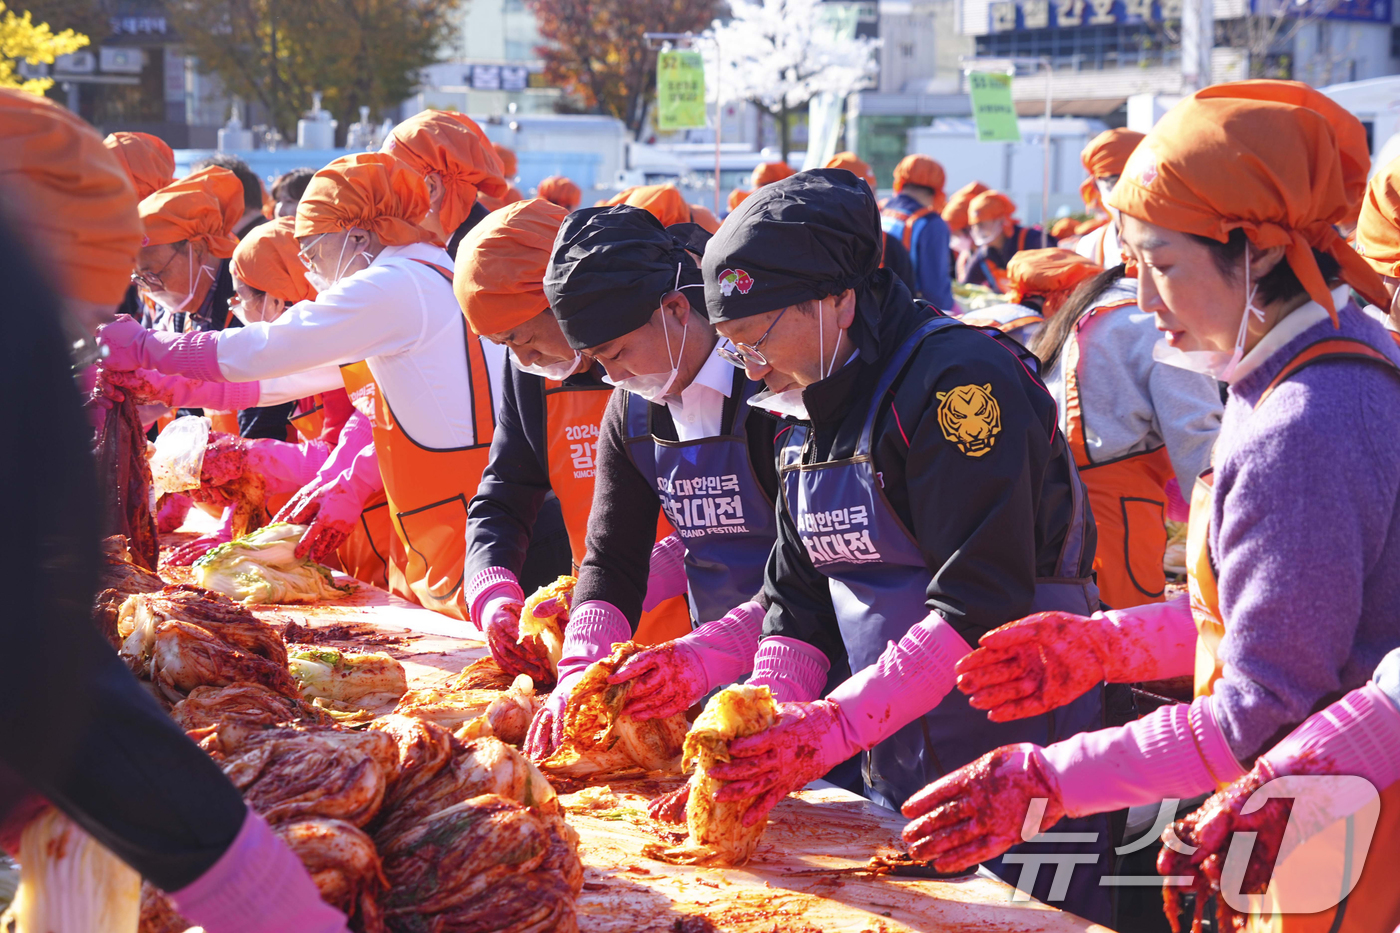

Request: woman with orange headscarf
left=536, top=174, right=582, bottom=211
left=879, top=154, right=953, bottom=308
left=1075, top=127, right=1144, bottom=267
left=826, top=151, right=917, bottom=295
left=908, top=81, right=1400, bottom=933
left=382, top=109, right=508, bottom=256
left=955, top=247, right=1101, bottom=344
left=99, top=151, right=510, bottom=619
left=478, top=142, right=525, bottom=210
left=961, top=189, right=1057, bottom=292
left=0, top=87, right=349, bottom=933
left=941, top=180, right=990, bottom=285
left=1353, top=154, right=1400, bottom=334
left=104, top=131, right=177, bottom=326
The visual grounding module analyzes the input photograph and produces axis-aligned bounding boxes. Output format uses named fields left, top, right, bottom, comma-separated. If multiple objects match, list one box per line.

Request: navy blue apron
left=625, top=369, right=777, bottom=625
left=779, top=316, right=1111, bottom=923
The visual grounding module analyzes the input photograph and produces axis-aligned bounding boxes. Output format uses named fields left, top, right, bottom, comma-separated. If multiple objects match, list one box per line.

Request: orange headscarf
left=969, top=190, right=1017, bottom=235
left=295, top=152, right=433, bottom=247
left=1356, top=157, right=1400, bottom=278
left=892, top=154, right=947, bottom=212
left=494, top=143, right=518, bottom=178
left=1005, top=248, right=1104, bottom=317
left=103, top=131, right=175, bottom=201
left=605, top=183, right=692, bottom=227
left=0, top=89, right=142, bottom=305
left=454, top=198, right=568, bottom=336
left=383, top=110, right=508, bottom=241
left=1107, top=79, right=1386, bottom=321
left=1049, top=217, right=1080, bottom=240
left=231, top=216, right=317, bottom=304
left=140, top=165, right=244, bottom=258
left=825, top=151, right=876, bottom=191
left=1079, top=128, right=1144, bottom=212
left=536, top=175, right=581, bottom=210
left=751, top=161, right=795, bottom=188
left=728, top=187, right=751, bottom=211
left=941, top=180, right=990, bottom=230
left=690, top=204, right=721, bottom=234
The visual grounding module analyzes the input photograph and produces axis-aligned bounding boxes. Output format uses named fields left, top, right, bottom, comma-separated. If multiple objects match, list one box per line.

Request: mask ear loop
left=1221, top=241, right=1267, bottom=382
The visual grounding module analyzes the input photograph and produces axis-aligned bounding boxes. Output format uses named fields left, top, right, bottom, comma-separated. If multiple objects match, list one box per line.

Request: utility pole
left=1181, top=0, right=1215, bottom=92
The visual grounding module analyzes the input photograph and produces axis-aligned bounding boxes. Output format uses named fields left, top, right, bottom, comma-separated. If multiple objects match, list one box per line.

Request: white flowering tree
left=709, top=0, right=880, bottom=163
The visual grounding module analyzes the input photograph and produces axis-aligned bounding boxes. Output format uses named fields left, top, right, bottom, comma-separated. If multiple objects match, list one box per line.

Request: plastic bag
left=150, top=415, right=211, bottom=496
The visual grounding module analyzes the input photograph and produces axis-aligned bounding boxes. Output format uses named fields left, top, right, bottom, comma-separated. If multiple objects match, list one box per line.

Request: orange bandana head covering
left=494, top=143, right=518, bottom=178
left=1107, top=79, right=1385, bottom=321
left=751, top=161, right=795, bottom=188
left=825, top=151, right=877, bottom=190
left=892, top=154, right=947, bottom=211
left=728, top=187, right=752, bottom=211
left=140, top=165, right=244, bottom=258
left=537, top=175, right=581, bottom=210
left=690, top=204, right=721, bottom=234
left=1006, top=248, right=1104, bottom=316
left=1050, top=216, right=1080, bottom=239
left=941, top=180, right=990, bottom=230
left=383, top=110, right=508, bottom=241
left=969, top=190, right=1017, bottom=235
left=103, top=131, right=175, bottom=201
left=295, top=152, right=433, bottom=246
left=607, top=183, right=691, bottom=227
left=231, top=216, right=316, bottom=304
left=1354, top=157, right=1400, bottom=278
left=0, top=89, right=142, bottom=305
left=1079, top=128, right=1144, bottom=212
left=454, top=198, right=568, bottom=336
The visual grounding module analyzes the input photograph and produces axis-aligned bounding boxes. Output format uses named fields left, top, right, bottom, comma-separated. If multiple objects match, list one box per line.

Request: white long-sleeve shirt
left=212, top=242, right=504, bottom=448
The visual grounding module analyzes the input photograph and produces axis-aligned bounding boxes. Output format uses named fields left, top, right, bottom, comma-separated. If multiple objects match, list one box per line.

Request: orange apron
left=339, top=259, right=494, bottom=619
left=289, top=395, right=326, bottom=443
left=1187, top=336, right=1400, bottom=933
left=541, top=377, right=691, bottom=645
left=1063, top=298, right=1174, bottom=609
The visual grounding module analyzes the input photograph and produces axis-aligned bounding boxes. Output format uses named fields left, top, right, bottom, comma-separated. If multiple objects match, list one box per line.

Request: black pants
left=518, top=492, right=573, bottom=594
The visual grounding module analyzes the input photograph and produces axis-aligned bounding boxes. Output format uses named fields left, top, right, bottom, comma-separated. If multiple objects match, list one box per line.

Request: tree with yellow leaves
left=0, top=1, right=88, bottom=94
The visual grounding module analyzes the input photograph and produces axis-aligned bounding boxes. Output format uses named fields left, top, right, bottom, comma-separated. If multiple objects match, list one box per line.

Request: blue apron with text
left=626, top=376, right=777, bottom=625
left=780, top=316, right=1111, bottom=923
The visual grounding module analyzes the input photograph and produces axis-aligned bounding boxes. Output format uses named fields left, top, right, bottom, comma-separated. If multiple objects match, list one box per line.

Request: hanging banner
left=657, top=50, right=706, bottom=131
left=968, top=71, right=1021, bottom=142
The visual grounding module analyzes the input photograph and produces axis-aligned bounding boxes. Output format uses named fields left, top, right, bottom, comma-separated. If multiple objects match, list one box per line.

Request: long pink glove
left=98, top=368, right=260, bottom=412
left=244, top=438, right=332, bottom=494
left=169, top=807, right=348, bottom=933
left=642, top=533, right=689, bottom=612
left=707, top=612, right=972, bottom=828
left=273, top=415, right=380, bottom=562
left=608, top=600, right=765, bottom=720
left=464, top=568, right=553, bottom=684
left=955, top=597, right=1198, bottom=722
left=523, top=599, right=630, bottom=761
left=97, top=315, right=223, bottom=381
left=166, top=505, right=235, bottom=566
left=747, top=636, right=832, bottom=703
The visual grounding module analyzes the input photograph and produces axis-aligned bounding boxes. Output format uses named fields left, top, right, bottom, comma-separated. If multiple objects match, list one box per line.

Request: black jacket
left=574, top=359, right=782, bottom=627
left=961, top=224, right=1056, bottom=290
left=764, top=270, right=1095, bottom=669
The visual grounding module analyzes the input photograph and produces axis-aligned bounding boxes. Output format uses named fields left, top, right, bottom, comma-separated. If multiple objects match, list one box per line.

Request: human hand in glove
left=481, top=594, right=553, bottom=684
left=273, top=440, right=380, bottom=563
left=165, top=506, right=235, bottom=566
left=95, top=367, right=259, bottom=412
left=96, top=315, right=221, bottom=380
left=708, top=700, right=856, bottom=828
left=522, top=600, right=631, bottom=761
left=901, top=744, right=1065, bottom=872
left=523, top=668, right=584, bottom=761
left=155, top=493, right=193, bottom=534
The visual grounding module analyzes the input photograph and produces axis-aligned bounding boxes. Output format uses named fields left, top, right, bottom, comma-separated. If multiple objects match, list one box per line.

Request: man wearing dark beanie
left=619, top=169, right=1113, bottom=921
left=522, top=206, right=784, bottom=760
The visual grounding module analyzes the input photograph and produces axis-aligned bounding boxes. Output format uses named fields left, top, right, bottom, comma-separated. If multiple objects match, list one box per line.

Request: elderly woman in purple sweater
left=898, top=80, right=1400, bottom=931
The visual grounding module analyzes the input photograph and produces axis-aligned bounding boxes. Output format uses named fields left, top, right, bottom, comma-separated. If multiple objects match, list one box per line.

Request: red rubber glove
left=900, top=744, right=1066, bottom=872
left=482, top=594, right=553, bottom=684
left=707, top=700, right=857, bottom=828
left=955, top=599, right=1196, bottom=722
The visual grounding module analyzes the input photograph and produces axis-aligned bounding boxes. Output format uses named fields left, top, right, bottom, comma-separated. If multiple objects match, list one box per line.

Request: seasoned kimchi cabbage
left=194, top=523, right=349, bottom=605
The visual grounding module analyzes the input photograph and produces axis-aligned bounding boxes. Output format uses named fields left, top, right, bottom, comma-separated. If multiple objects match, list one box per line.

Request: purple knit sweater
left=1210, top=301, right=1400, bottom=762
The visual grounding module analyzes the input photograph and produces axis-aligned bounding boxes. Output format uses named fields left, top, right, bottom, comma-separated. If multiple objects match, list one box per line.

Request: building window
left=974, top=23, right=1177, bottom=71
left=900, top=42, right=915, bottom=57
left=1391, top=24, right=1400, bottom=58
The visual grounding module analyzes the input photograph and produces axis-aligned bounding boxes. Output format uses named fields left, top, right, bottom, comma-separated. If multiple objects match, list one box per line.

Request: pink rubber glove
left=166, top=505, right=235, bottom=566
left=244, top=438, right=332, bottom=494
left=955, top=597, right=1198, bottom=722
left=642, top=533, right=689, bottom=612
left=97, top=315, right=223, bottom=381
left=608, top=600, right=765, bottom=721
left=273, top=440, right=382, bottom=562
left=708, top=612, right=972, bottom=828
left=1165, top=477, right=1190, bottom=522
left=901, top=744, right=1065, bottom=872
left=170, top=807, right=349, bottom=933
left=747, top=636, right=831, bottom=702
left=156, top=494, right=193, bottom=534
left=523, top=599, right=630, bottom=761
left=97, top=367, right=260, bottom=412
left=465, top=567, right=553, bottom=684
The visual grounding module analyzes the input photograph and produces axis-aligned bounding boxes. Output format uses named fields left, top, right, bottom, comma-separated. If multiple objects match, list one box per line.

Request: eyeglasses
left=297, top=233, right=331, bottom=271
left=131, top=247, right=183, bottom=290
left=717, top=304, right=792, bottom=369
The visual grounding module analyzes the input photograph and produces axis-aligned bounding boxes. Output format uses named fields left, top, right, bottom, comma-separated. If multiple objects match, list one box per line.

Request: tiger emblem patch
left=936, top=384, right=1001, bottom=457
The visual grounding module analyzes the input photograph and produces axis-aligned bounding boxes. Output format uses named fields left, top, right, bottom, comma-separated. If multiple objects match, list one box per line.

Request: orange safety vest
left=541, top=377, right=692, bottom=645
left=1188, top=336, right=1400, bottom=933
left=977, top=227, right=1031, bottom=294
left=880, top=202, right=940, bottom=252
left=289, top=394, right=326, bottom=443
left=1062, top=298, right=1174, bottom=610
left=339, top=258, right=495, bottom=619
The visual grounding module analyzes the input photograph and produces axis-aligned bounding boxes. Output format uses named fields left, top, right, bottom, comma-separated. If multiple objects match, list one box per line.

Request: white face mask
left=305, top=233, right=371, bottom=293
left=156, top=245, right=214, bottom=314
left=971, top=224, right=999, bottom=247
left=1152, top=242, right=1266, bottom=383
left=510, top=347, right=582, bottom=381
left=750, top=299, right=843, bottom=421
left=601, top=263, right=704, bottom=404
